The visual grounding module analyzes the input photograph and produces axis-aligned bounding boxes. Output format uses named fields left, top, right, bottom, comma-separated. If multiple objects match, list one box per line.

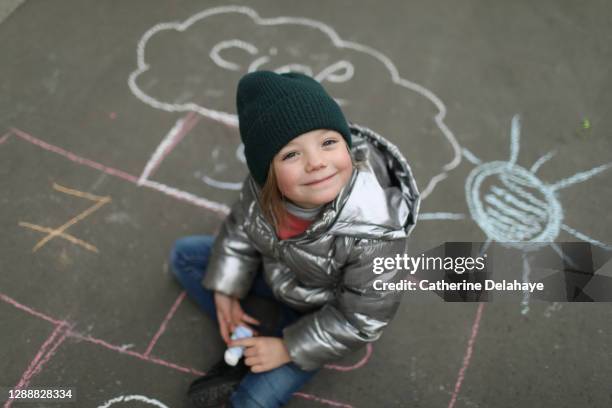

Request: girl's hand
left=214, top=292, right=260, bottom=344
left=231, top=337, right=291, bottom=373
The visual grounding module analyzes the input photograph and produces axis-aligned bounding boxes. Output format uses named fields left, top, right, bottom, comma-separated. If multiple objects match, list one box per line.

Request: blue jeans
left=170, top=235, right=319, bottom=407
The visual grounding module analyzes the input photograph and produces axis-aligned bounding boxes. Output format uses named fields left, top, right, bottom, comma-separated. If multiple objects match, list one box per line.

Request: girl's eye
left=282, top=151, right=297, bottom=161
left=323, top=139, right=338, bottom=147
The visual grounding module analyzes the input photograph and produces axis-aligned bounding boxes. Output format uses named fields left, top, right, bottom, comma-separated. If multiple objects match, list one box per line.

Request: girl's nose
left=305, top=156, right=326, bottom=172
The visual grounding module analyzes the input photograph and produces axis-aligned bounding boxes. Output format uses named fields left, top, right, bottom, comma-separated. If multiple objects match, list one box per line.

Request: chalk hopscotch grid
left=4, top=127, right=373, bottom=377
left=0, top=128, right=411, bottom=408
left=0, top=287, right=365, bottom=407
left=6, top=125, right=369, bottom=364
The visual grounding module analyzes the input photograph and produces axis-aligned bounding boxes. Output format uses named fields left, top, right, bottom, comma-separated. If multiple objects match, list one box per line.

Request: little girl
left=170, top=71, right=420, bottom=407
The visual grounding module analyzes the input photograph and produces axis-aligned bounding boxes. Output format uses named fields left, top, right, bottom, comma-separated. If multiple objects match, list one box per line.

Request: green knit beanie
left=236, top=70, right=352, bottom=186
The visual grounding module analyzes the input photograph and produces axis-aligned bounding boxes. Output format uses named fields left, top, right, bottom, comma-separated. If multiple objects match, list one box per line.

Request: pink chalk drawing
left=1, top=129, right=376, bottom=407
left=1, top=289, right=357, bottom=407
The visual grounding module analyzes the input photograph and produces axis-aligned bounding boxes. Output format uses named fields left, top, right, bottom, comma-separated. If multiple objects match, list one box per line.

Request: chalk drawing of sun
left=420, top=114, right=612, bottom=314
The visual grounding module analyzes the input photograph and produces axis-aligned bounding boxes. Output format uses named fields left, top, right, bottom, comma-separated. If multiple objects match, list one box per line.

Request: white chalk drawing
left=97, top=394, right=169, bottom=408
left=193, top=142, right=247, bottom=191
left=128, top=5, right=461, bottom=198
left=421, top=114, right=611, bottom=314
left=138, top=115, right=193, bottom=185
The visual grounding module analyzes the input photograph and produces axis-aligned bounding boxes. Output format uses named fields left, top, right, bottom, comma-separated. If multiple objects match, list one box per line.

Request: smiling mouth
left=304, top=173, right=337, bottom=186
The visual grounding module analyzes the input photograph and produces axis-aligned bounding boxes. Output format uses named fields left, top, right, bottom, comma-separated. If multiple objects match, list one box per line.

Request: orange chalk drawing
left=19, top=183, right=111, bottom=253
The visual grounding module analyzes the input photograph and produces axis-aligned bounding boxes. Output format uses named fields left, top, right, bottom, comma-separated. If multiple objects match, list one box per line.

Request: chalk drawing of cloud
left=128, top=5, right=462, bottom=199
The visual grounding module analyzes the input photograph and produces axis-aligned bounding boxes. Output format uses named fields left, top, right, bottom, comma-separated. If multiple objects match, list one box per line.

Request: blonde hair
left=259, top=144, right=358, bottom=229
left=260, top=164, right=287, bottom=228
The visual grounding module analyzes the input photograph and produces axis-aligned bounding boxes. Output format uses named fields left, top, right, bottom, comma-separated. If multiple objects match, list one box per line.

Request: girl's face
left=272, top=129, right=353, bottom=209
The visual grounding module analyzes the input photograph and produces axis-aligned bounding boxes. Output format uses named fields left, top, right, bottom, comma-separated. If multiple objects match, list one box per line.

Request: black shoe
left=188, top=359, right=249, bottom=408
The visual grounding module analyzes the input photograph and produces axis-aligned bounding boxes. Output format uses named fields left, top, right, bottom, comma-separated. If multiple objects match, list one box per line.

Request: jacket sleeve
left=282, top=238, right=408, bottom=370
left=201, top=193, right=262, bottom=299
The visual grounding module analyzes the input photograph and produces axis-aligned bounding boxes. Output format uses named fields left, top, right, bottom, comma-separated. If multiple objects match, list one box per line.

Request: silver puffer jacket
left=202, top=123, right=420, bottom=370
